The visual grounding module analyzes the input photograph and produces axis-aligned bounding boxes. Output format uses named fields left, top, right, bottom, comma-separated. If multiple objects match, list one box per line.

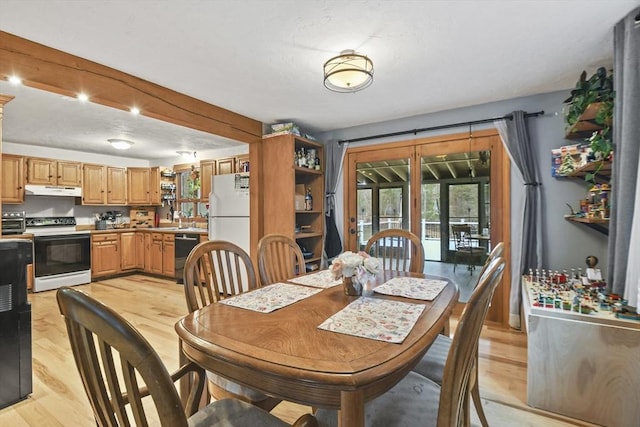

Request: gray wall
left=318, top=90, right=609, bottom=276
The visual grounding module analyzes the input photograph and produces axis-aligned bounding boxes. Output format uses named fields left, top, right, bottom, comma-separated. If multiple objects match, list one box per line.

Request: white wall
left=318, top=90, right=609, bottom=275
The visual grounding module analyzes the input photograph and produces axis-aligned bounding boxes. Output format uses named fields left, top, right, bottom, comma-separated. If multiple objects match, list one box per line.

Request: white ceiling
left=0, top=0, right=638, bottom=161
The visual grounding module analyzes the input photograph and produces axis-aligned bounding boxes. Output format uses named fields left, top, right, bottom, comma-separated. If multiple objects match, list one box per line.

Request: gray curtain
left=495, top=111, right=542, bottom=330
left=324, top=141, right=346, bottom=261
left=608, top=7, right=640, bottom=303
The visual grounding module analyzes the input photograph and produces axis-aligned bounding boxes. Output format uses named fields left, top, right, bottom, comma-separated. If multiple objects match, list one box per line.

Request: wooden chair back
left=183, top=240, right=258, bottom=312
left=364, top=229, right=425, bottom=273
left=257, top=234, right=306, bottom=286
left=438, top=257, right=506, bottom=426
left=56, top=286, right=205, bottom=427
left=477, top=241, right=504, bottom=281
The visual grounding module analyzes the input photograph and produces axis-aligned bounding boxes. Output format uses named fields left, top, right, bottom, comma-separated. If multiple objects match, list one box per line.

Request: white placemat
left=287, top=270, right=342, bottom=288
left=220, top=283, right=322, bottom=313
left=374, top=277, right=448, bottom=301
left=318, top=297, right=425, bottom=343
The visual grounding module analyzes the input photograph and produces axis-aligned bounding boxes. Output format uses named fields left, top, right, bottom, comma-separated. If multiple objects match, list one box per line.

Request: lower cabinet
left=121, top=232, right=144, bottom=270
left=162, top=234, right=175, bottom=277
left=90, top=230, right=197, bottom=279
left=91, top=233, right=120, bottom=278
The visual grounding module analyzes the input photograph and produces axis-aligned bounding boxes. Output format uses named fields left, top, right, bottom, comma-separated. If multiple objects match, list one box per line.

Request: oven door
left=33, top=234, right=91, bottom=278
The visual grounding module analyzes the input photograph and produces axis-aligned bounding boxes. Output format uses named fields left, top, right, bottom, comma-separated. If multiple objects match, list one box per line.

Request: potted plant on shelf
left=564, top=67, right=614, bottom=182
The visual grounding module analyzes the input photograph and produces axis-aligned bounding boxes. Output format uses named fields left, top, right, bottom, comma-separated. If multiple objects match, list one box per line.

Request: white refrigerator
left=208, top=173, right=250, bottom=255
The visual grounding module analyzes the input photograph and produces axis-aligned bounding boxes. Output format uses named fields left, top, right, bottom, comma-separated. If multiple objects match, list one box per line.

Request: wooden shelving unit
left=262, top=134, right=325, bottom=271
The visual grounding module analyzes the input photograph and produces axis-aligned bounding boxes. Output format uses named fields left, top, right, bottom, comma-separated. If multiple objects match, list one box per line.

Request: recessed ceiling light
left=77, top=93, right=89, bottom=102
left=8, top=75, right=22, bottom=85
left=108, top=139, right=134, bottom=150
left=130, top=107, right=140, bottom=115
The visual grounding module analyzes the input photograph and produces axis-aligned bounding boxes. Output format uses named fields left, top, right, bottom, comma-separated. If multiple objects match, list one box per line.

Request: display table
left=522, top=278, right=640, bottom=426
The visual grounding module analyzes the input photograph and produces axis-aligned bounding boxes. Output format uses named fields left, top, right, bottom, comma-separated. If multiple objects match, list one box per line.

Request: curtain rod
left=337, top=110, right=545, bottom=144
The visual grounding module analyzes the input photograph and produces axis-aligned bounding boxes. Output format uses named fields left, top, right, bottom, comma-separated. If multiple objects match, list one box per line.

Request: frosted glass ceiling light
left=8, top=75, right=22, bottom=85
left=323, top=49, right=374, bottom=93
left=177, top=150, right=197, bottom=160
left=108, top=139, right=134, bottom=150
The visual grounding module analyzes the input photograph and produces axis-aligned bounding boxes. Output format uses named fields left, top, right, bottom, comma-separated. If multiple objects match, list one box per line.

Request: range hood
left=25, top=184, right=82, bottom=197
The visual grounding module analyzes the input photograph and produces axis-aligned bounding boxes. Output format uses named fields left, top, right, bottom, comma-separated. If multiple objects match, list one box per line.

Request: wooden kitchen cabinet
left=27, top=157, right=82, bottom=186
left=144, top=233, right=152, bottom=272
left=128, top=167, right=151, bottom=205
left=200, top=159, right=216, bottom=202
left=162, top=233, right=175, bottom=277
left=91, top=233, right=120, bottom=278
left=120, top=231, right=144, bottom=270
left=107, top=167, right=127, bottom=205
left=149, top=233, right=164, bottom=274
left=82, top=164, right=107, bottom=205
left=216, top=157, right=235, bottom=175
left=2, top=154, right=25, bottom=204
left=150, top=166, right=161, bottom=205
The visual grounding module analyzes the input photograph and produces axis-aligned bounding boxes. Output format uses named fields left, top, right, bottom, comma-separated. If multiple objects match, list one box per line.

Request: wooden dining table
left=175, top=270, right=459, bottom=427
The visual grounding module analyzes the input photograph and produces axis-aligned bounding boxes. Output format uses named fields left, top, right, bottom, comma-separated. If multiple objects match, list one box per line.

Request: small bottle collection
left=295, top=147, right=321, bottom=170
left=524, top=259, right=638, bottom=320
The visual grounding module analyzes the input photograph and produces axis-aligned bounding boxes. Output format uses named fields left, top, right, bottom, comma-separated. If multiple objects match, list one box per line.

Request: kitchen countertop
left=89, top=227, right=207, bottom=234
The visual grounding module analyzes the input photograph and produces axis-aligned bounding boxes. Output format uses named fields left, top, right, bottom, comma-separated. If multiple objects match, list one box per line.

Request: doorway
left=343, top=129, right=510, bottom=325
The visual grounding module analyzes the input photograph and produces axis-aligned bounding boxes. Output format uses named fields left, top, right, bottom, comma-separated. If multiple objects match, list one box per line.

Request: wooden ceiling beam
left=0, top=31, right=262, bottom=144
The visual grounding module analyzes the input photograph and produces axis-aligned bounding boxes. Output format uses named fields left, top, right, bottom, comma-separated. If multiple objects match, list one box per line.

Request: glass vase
left=343, top=275, right=362, bottom=296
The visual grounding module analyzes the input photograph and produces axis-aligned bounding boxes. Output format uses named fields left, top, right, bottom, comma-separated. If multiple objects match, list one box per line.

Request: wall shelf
left=564, top=216, right=609, bottom=235
left=565, top=102, right=609, bottom=140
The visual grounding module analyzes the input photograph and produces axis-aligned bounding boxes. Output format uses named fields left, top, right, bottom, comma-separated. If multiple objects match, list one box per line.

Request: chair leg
left=471, top=358, right=489, bottom=427
left=471, top=382, right=489, bottom=427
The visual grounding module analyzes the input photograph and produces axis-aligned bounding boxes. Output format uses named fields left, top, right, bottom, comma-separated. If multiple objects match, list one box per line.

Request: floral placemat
left=220, top=283, right=322, bottom=313
left=374, top=277, right=448, bottom=301
left=318, top=297, right=425, bottom=343
left=287, top=270, right=342, bottom=288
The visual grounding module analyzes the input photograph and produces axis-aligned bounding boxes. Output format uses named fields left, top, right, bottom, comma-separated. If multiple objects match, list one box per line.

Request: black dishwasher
left=175, top=233, right=200, bottom=284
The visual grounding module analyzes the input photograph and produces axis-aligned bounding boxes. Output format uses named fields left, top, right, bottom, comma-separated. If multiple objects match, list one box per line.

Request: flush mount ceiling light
left=176, top=150, right=197, bottom=160
left=323, top=49, right=374, bottom=93
left=108, top=139, right=134, bottom=150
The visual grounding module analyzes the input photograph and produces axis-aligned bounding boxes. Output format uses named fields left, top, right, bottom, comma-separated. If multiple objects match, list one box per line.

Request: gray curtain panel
left=608, top=7, right=640, bottom=298
left=324, top=142, right=346, bottom=260
left=495, top=111, right=542, bottom=330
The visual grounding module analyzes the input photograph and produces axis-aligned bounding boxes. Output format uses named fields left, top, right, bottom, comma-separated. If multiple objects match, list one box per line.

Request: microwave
left=1, top=211, right=26, bottom=235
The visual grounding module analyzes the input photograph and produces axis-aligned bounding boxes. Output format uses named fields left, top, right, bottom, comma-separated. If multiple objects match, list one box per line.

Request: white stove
left=27, top=217, right=91, bottom=292
left=25, top=216, right=90, bottom=236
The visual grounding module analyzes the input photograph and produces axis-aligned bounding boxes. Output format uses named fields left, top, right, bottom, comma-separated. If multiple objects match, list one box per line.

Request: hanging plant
left=564, top=67, right=614, bottom=128
left=185, top=165, right=200, bottom=199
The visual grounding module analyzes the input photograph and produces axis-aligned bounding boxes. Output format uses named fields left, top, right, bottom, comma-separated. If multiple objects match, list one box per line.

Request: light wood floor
left=0, top=275, right=595, bottom=426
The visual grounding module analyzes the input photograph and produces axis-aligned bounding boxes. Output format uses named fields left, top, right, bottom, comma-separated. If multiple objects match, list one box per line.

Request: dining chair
left=183, top=240, right=282, bottom=412
left=315, top=256, right=506, bottom=427
left=364, top=228, right=425, bottom=273
left=412, top=242, right=505, bottom=427
left=257, top=234, right=306, bottom=286
left=56, top=286, right=318, bottom=427
left=451, top=224, right=484, bottom=273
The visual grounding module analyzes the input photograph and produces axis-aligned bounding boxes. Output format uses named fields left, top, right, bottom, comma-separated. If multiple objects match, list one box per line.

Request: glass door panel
left=345, top=146, right=414, bottom=252
left=421, top=182, right=441, bottom=261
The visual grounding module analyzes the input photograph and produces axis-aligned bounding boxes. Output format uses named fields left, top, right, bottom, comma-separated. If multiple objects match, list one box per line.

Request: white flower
left=363, top=256, right=380, bottom=275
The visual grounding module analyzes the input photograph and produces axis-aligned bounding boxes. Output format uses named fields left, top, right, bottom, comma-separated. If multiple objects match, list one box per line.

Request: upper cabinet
left=216, top=157, right=235, bottom=175
left=106, top=167, right=127, bottom=205
left=200, top=160, right=216, bottom=202
left=27, top=157, right=82, bottom=186
left=127, top=167, right=151, bottom=205
left=82, top=164, right=107, bottom=205
left=2, top=154, right=25, bottom=204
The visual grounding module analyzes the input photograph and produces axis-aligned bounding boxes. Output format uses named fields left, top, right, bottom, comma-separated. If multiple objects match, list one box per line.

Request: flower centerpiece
left=330, top=251, right=381, bottom=296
